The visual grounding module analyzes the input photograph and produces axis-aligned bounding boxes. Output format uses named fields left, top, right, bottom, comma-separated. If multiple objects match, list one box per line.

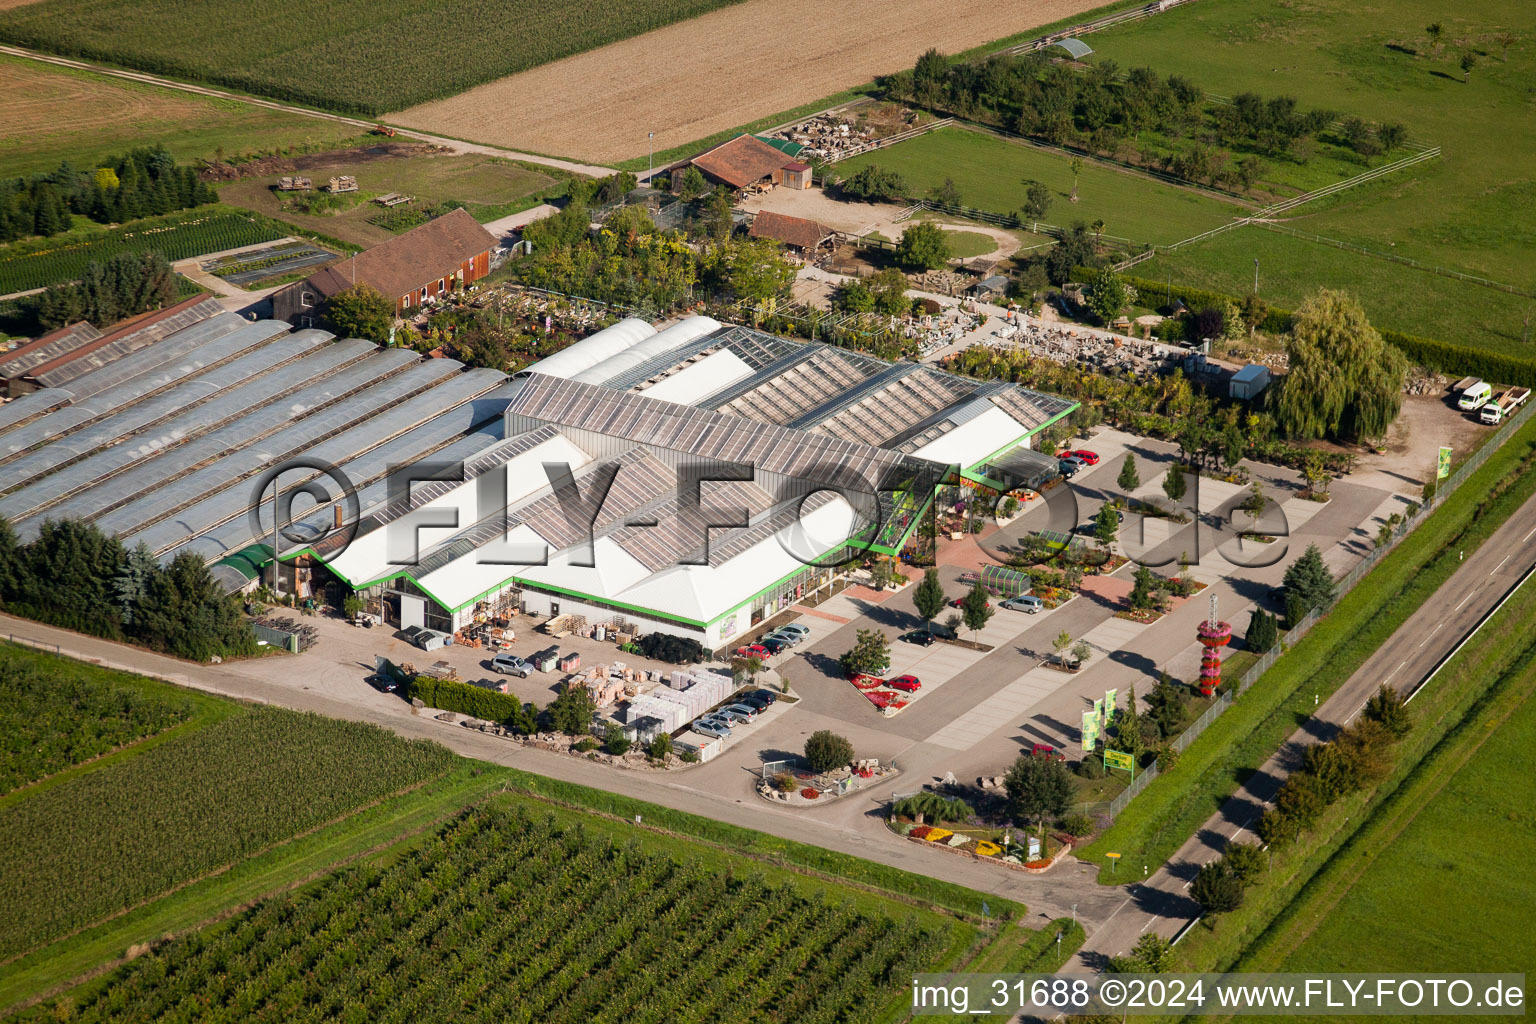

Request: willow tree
left=1274, top=289, right=1406, bottom=442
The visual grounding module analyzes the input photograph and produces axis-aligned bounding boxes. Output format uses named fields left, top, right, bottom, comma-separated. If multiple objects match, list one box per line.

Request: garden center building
left=0, top=308, right=1073, bottom=649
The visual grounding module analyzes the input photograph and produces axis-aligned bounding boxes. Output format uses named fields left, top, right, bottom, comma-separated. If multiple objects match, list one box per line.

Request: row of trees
left=0, top=517, right=256, bottom=661
left=0, top=146, right=219, bottom=243
left=33, top=250, right=179, bottom=331
left=882, top=51, right=1399, bottom=190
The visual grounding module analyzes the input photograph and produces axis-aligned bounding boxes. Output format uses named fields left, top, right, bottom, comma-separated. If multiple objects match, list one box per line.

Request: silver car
left=693, top=720, right=730, bottom=739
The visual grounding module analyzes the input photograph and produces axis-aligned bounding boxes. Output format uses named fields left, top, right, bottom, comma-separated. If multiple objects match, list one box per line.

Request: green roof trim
left=215, top=543, right=275, bottom=582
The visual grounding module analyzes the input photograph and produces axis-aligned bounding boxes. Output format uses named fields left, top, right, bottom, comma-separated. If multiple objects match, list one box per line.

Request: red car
left=1061, top=449, right=1100, bottom=465
left=950, top=595, right=990, bottom=609
left=888, top=674, right=922, bottom=692
left=735, top=644, right=772, bottom=661
left=1031, top=743, right=1066, bottom=761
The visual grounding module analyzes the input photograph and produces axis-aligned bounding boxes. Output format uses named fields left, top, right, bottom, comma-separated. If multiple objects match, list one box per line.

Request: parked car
left=400, top=626, right=450, bottom=652
left=734, top=643, right=772, bottom=662
left=774, top=623, right=811, bottom=641
left=764, top=629, right=802, bottom=648
left=888, top=674, right=922, bottom=693
left=364, top=673, right=396, bottom=693
left=693, top=720, right=731, bottom=739
left=1058, top=459, right=1081, bottom=479
left=1031, top=743, right=1066, bottom=761
left=746, top=689, right=779, bottom=705
left=1061, top=449, right=1100, bottom=465
left=490, top=653, right=531, bottom=677
left=898, top=629, right=936, bottom=646
left=715, top=708, right=752, bottom=725
left=758, top=636, right=792, bottom=655
left=950, top=594, right=990, bottom=609
left=724, top=702, right=761, bottom=720
left=1001, top=594, right=1044, bottom=613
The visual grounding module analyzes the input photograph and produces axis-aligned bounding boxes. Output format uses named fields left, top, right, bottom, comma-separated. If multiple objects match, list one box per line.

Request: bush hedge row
left=1116, top=272, right=1536, bottom=387
left=400, top=675, right=520, bottom=723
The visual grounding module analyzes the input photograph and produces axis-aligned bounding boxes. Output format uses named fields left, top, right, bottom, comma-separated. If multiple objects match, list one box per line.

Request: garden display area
left=0, top=643, right=1023, bottom=1019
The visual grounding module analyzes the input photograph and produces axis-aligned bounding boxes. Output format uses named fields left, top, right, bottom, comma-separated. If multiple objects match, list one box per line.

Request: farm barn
left=671, top=134, right=813, bottom=194
left=271, top=207, right=495, bottom=322
left=747, top=211, right=834, bottom=255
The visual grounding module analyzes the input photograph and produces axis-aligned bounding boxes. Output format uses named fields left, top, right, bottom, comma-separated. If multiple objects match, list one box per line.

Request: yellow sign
left=1103, top=749, right=1136, bottom=773
left=1437, top=446, right=1453, bottom=480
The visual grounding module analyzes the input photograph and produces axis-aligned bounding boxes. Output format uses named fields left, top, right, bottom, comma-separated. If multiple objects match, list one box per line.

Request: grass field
left=0, top=0, right=750, bottom=115
left=218, top=149, right=561, bottom=248
left=0, top=55, right=369, bottom=181
left=1082, top=0, right=1536, bottom=293
left=1140, top=226, right=1536, bottom=358
left=1247, top=653, right=1536, bottom=976
left=837, top=126, right=1245, bottom=246
left=1077, top=413, right=1536, bottom=881
left=944, top=229, right=1001, bottom=259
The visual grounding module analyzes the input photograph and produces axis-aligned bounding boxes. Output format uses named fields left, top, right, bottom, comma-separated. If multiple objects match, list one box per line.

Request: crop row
left=0, top=0, right=745, bottom=116
left=52, top=806, right=947, bottom=1023
left=0, top=211, right=285, bottom=294
left=0, top=706, right=455, bottom=959
left=0, top=645, right=193, bottom=796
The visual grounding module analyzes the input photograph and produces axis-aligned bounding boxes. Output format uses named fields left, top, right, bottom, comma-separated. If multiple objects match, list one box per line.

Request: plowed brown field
left=388, top=0, right=1105, bottom=164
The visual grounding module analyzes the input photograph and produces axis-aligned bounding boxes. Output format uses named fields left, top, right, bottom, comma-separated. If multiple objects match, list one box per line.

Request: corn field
left=0, top=0, right=747, bottom=116
left=47, top=806, right=946, bottom=1023
left=0, top=707, right=455, bottom=959
left=0, top=210, right=285, bottom=294
left=0, top=645, right=192, bottom=796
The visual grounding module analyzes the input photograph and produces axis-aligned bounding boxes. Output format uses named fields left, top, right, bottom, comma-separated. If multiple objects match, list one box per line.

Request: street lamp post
left=648, top=132, right=654, bottom=181
left=1253, top=257, right=1259, bottom=295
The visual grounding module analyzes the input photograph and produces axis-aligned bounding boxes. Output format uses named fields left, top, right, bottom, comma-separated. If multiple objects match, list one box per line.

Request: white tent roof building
left=308, top=317, right=1074, bottom=648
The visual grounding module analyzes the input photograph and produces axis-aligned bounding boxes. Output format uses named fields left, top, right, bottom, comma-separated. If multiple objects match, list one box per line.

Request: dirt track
left=389, top=0, right=1107, bottom=164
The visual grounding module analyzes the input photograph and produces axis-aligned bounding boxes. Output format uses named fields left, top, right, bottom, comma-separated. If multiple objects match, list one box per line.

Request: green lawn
left=838, top=126, right=1245, bottom=246
left=1141, top=225, right=1535, bottom=358
left=1254, top=653, right=1536, bottom=977
left=1082, top=0, right=1536, bottom=292
left=0, top=55, right=370, bottom=181
left=944, top=229, right=1001, bottom=259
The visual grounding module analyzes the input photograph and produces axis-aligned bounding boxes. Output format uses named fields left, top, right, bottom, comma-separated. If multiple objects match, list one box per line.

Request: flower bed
left=800, top=787, right=819, bottom=800
left=975, top=840, right=1002, bottom=857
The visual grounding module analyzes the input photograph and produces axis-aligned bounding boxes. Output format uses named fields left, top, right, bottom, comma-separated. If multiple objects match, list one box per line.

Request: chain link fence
left=1105, top=398, right=1536, bottom=820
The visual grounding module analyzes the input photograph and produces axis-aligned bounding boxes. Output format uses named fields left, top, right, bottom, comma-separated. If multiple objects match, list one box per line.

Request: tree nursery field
left=0, top=0, right=751, bottom=115
left=33, top=804, right=959, bottom=1023
left=0, top=702, right=455, bottom=960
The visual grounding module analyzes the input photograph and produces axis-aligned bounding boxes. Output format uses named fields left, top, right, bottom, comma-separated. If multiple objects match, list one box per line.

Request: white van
left=1458, top=381, right=1493, bottom=411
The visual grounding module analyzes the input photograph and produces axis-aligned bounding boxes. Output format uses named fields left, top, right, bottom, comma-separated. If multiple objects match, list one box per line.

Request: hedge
left=1114, top=271, right=1536, bottom=387
left=401, top=675, right=521, bottom=723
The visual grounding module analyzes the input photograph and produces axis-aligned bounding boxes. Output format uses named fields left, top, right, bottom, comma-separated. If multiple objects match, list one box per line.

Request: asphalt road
left=1073, top=487, right=1536, bottom=969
